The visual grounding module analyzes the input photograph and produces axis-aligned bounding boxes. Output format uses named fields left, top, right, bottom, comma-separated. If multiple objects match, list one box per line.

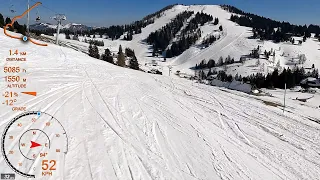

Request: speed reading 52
left=42, top=160, right=57, bottom=171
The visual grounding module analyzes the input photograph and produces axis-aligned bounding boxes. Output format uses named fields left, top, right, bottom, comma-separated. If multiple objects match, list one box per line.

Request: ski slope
left=48, top=5, right=320, bottom=77
left=1, top=28, right=320, bottom=180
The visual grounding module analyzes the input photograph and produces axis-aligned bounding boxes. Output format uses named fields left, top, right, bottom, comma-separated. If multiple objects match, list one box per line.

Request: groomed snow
left=1, top=28, right=320, bottom=180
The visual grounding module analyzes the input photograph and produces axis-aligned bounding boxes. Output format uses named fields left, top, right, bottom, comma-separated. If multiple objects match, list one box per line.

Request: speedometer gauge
left=1, top=111, right=68, bottom=178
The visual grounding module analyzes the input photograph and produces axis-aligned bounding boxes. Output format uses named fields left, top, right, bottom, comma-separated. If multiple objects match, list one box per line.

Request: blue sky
left=1, top=0, right=319, bottom=27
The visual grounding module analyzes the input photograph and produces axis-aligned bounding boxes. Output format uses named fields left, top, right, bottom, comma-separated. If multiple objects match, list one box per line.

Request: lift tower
left=52, top=14, right=67, bottom=45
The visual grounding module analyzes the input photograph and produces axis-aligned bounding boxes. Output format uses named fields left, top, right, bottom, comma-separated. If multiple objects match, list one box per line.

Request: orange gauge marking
left=29, top=38, right=48, bottom=46
left=21, top=92, right=37, bottom=96
left=3, top=2, right=48, bottom=46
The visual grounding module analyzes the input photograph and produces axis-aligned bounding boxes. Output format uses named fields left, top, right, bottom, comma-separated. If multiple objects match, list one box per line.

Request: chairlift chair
left=35, top=7, right=41, bottom=21
left=10, top=5, right=16, bottom=13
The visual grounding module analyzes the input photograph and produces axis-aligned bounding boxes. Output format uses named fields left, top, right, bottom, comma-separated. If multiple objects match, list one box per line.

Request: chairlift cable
left=9, top=0, right=16, bottom=14
left=29, top=0, right=59, bottom=14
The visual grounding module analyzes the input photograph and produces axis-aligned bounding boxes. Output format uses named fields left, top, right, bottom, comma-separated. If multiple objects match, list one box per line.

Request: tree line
left=223, top=5, right=320, bottom=43
left=84, top=39, right=104, bottom=46
left=166, top=29, right=201, bottom=58
left=166, top=12, right=218, bottom=57
left=150, top=11, right=218, bottom=58
left=195, top=55, right=237, bottom=69
left=66, top=34, right=80, bottom=41
left=198, top=65, right=318, bottom=90
left=0, top=13, right=26, bottom=35
left=202, top=34, right=220, bottom=47
left=244, top=67, right=319, bottom=89
left=199, top=66, right=318, bottom=90
left=147, top=11, right=194, bottom=54
left=88, top=44, right=139, bottom=70
left=181, top=12, right=213, bottom=34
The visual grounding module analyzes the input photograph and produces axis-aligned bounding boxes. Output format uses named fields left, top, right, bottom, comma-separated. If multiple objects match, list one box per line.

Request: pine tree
left=207, top=68, right=213, bottom=76
left=88, top=43, right=100, bottom=59
left=299, top=54, right=307, bottom=64
left=93, top=45, right=100, bottom=59
left=13, top=21, right=26, bottom=35
left=276, top=60, right=281, bottom=69
left=72, top=34, right=79, bottom=41
left=227, top=75, right=233, bottom=82
left=200, top=70, right=206, bottom=80
left=218, top=56, right=224, bottom=66
left=129, top=56, right=139, bottom=70
left=105, top=48, right=111, bottom=56
left=118, top=45, right=123, bottom=54
left=235, top=73, right=239, bottom=81
left=5, top=17, right=13, bottom=31
left=213, top=18, right=219, bottom=25
left=88, top=43, right=94, bottom=57
left=0, top=13, right=4, bottom=27
left=303, top=36, right=307, bottom=42
left=5, top=17, right=11, bottom=25
left=311, top=69, right=319, bottom=78
left=226, top=55, right=231, bottom=64
left=117, top=45, right=125, bottom=67
left=207, top=59, right=215, bottom=68
left=219, top=25, right=223, bottom=31
left=125, top=48, right=135, bottom=57
left=102, top=48, right=114, bottom=64
left=256, top=59, right=260, bottom=66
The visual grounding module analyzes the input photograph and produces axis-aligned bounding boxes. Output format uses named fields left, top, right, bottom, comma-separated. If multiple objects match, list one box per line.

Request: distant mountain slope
left=30, top=22, right=91, bottom=31
left=35, top=4, right=320, bottom=78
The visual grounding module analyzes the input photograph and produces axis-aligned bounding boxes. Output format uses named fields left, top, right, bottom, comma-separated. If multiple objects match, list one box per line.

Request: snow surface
left=1, top=25, right=320, bottom=180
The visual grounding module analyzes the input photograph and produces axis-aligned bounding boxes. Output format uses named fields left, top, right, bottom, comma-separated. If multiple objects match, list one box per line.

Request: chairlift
left=10, top=5, right=16, bottom=13
left=35, top=7, right=41, bottom=21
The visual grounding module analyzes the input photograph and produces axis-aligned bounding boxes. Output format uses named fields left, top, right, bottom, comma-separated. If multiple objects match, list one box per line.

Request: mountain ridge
left=30, top=22, right=92, bottom=31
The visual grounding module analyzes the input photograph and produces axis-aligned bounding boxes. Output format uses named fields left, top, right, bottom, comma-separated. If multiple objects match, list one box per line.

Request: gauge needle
left=30, top=141, right=42, bottom=148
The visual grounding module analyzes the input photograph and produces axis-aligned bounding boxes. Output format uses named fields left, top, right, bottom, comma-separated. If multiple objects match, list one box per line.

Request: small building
left=300, top=77, right=320, bottom=88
